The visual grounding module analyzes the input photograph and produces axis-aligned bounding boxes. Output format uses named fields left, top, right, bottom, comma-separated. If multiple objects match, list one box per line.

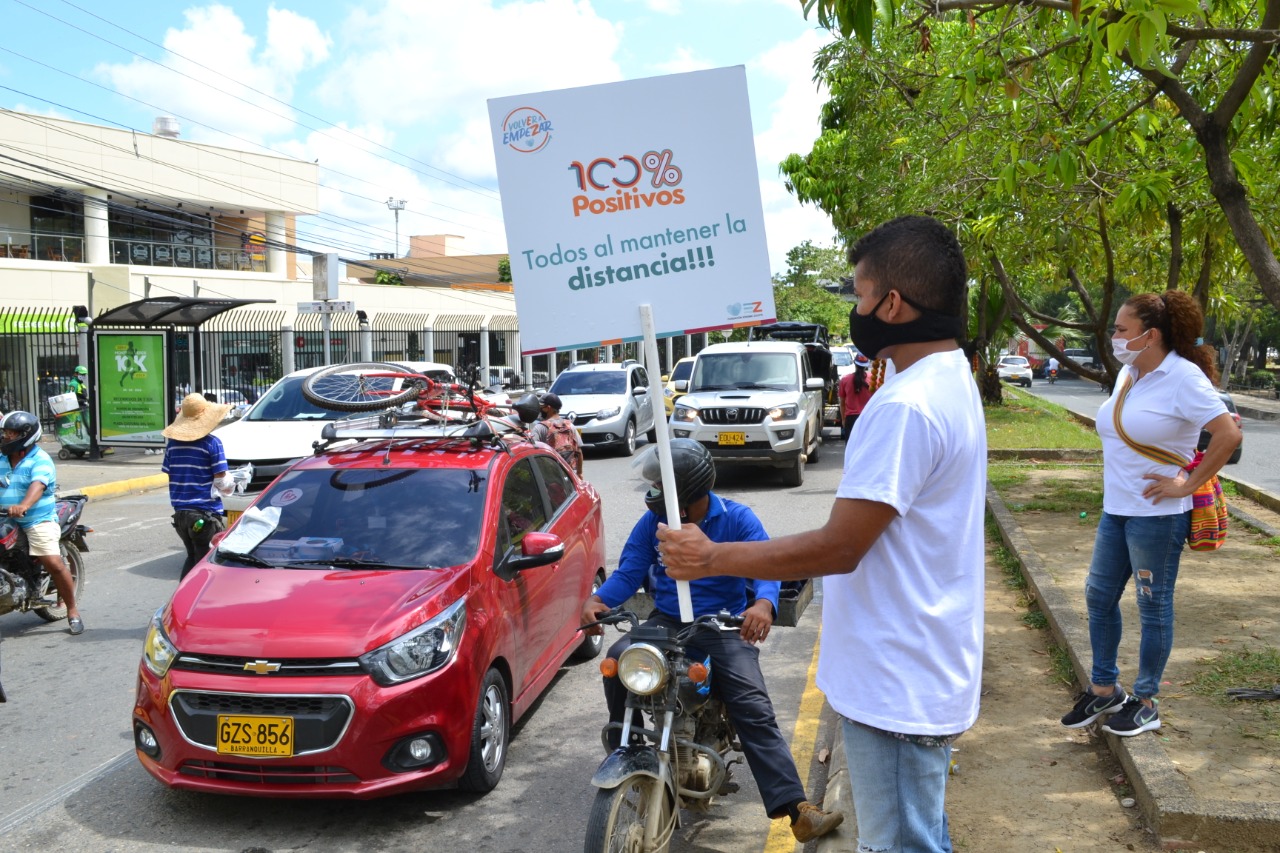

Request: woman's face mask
left=1110, top=328, right=1152, bottom=366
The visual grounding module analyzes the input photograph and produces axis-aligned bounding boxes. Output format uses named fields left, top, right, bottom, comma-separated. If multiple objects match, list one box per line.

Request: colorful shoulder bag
left=1112, top=376, right=1227, bottom=552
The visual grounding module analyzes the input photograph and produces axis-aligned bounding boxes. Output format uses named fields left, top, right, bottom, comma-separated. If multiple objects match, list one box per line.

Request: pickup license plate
left=216, top=714, right=294, bottom=757
left=224, top=510, right=242, bottom=525
left=718, top=432, right=746, bottom=446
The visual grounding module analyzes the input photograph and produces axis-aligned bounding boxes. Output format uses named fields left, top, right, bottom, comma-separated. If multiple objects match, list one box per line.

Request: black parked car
left=1197, top=391, right=1243, bottom=464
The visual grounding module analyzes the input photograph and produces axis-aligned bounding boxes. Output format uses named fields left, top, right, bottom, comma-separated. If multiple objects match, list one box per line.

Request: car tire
left=572, top=575, right=606, bottom=661
left=1022, top=379, right=1032, bottom=388
left=808, top=428, right=821, bottom=463
left=615, top=419, right=637, bottom=457
left=781, top=447, right=805, bottom=488
left=1229, top=446, right=1242, bottom=465
left=646, top=424, right=658, bottom=444
left=458, top=668, right=510, bottom=793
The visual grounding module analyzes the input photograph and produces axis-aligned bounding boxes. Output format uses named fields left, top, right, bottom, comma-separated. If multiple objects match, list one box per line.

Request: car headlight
left=142, top=607, right=178, bottom=677
left=596, top=406, right=621, bottom=419
left=617, top=643, right=668, bottom=695
left=672, top=405, right=698, bottom=423
left=360, top=597, right=466, bottom=686
left=769, top=404, right=798, bottom=421
left=664, top=388, right=674, bottom=398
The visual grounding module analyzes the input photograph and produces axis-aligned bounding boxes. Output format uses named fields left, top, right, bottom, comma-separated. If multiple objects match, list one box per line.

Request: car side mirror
left=631, top=386, right=646, bottom=396
left=508, top=531, right=565, bottom=571
left=674, top=380, right=688, bottom=392
left=660, top=374, right=669, bottom=382
left=804, top=377, right=825, bottom=391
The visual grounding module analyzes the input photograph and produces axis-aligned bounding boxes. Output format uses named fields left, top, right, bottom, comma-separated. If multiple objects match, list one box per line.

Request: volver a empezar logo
left=500, top=106, right=553, bottom=153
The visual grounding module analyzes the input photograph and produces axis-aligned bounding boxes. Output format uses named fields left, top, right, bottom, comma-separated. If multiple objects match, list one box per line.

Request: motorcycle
left=0, top=495, right=91, bottom=623
left=1047, top=368, right=1058, bottom=385
left=583, top=607, right=745, bottom=853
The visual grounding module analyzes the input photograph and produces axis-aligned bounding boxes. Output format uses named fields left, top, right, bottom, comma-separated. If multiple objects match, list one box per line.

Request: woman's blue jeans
left=1085, top=511, right=1191, bottom=700
left=842, top=719, right=953, bottom=853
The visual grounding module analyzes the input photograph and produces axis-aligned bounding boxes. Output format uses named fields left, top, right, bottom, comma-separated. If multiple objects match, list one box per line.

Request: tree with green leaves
left=771, top=240, right=853, bottom=337
left=801, top=0, right=1280, bottom=317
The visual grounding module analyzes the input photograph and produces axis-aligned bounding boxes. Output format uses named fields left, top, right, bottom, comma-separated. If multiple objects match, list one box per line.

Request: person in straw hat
left=162, top=393, right=233, bottom=578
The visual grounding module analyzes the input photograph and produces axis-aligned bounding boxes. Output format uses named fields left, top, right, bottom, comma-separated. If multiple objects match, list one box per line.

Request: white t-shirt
left=821, top=349, right=986, bottom=736
left=1047, top=357, right=1059, bottom=371
left=1096, top=352, right=1227, bottom=517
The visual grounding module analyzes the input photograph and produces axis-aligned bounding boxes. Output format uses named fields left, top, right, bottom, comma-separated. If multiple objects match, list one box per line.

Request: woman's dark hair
left=852, top=364, right=868, bottom=393
left=847, top=215, right=968, bottom=317
left=1125, top=290, right=1217, bottom=383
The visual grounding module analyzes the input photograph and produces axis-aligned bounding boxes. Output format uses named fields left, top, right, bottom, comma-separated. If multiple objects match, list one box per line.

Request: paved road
left=0, top=440, right=842, bottom=852
left=1027, top=379, right=1280, bottom=492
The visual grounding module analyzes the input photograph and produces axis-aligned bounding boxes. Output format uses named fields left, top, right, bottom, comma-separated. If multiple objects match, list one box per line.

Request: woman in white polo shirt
left=1060, top=290, right=1241, bottom=737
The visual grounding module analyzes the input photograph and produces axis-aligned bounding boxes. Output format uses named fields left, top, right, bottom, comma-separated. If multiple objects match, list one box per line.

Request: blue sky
left=1, top=0, right=839, bottom=275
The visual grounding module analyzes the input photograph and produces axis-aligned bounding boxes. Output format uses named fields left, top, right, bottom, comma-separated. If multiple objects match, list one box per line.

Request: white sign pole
left=640, top=304, right=694, bottom=622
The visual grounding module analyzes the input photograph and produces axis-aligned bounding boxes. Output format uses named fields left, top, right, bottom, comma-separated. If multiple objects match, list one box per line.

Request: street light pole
left=386, top=197, right=407, bottom=257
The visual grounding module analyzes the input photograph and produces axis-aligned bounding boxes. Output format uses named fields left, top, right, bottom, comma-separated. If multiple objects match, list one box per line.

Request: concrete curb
left=815, top=718, right=855, bottom=853
left=1236, top=402, right=1278, bottom=421
left=69, top=473, right=168, bottom=502
left=987, top=484, right=1280, bottom=851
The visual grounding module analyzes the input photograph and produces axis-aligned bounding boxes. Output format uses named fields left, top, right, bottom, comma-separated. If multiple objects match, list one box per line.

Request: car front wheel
left=458, top=669, right=510, bottom=793
left=615, top=419, right=637, bottom=457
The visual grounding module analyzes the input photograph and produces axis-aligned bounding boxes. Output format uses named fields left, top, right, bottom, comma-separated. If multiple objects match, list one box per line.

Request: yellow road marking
left=763, top=623, right=824, bottom=852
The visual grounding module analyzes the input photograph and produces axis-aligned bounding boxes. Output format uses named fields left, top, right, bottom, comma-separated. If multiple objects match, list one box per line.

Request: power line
left=22, top=0, right=502, bottom=202
left=0, top=46, right=505, bottom=243
left=1, top=105, right=506, bottom=281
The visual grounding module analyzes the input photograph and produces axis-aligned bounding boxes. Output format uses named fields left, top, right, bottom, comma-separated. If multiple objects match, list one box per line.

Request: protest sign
left=488, top=66, right=776, bottom=355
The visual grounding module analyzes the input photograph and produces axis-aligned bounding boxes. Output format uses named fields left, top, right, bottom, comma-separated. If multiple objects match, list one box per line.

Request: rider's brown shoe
left=791, top=801, right=844, bottom=842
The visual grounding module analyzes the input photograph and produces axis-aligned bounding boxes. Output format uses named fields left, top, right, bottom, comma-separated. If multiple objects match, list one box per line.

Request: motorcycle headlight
left=596, top=406, right=621, bottom=419
left=142, top=608, right=178, bottom=677
left=672, top=405, right=698, bottom=423
left=768, top=404, right=798, bottom=421
left=617, top=643, right=668, bottom=695
left=360, top=597, right=466, bottom=686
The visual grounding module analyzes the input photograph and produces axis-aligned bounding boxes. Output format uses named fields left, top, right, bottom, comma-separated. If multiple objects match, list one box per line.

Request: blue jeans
left=1085, top=511, right=1191, bottom=700
left=842, top=719, right=953, bottom=853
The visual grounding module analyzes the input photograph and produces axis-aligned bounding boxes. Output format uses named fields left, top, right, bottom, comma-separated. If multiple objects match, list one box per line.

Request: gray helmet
left=0, top=411, right=42, bottom=456
left=641, top=438, right=716, bottom=516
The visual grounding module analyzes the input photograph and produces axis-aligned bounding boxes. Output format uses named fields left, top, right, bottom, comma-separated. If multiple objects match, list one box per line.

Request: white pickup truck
left=668, top=340, right=826, bottom=487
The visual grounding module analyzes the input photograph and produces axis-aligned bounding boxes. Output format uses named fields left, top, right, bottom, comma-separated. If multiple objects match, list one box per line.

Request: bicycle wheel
left=301, top=362, right=424, bottom=412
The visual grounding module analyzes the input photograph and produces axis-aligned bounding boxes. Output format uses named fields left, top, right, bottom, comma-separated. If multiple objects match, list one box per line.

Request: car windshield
left=692, top=353, right=798, bottom=390
left=671, top=360, right=694, bottom=382
left=224, top=466, right=487, bottom=569
left=550, top=371, right=626, bottom=396
left=831, top=349, right=854, bottom=366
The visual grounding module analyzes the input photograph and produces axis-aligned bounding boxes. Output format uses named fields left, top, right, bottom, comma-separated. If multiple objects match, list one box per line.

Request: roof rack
left=312, top=409, right=532, bottom=453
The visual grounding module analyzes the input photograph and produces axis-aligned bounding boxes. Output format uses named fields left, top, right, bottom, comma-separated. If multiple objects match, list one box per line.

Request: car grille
left=174, top=653, right=364, bottom=677
left=226, top=458, right=296, bottom=493
left=178, top=760, right=358, bottom=785
left=568, top=413, right=596, bottom=427
left=699, top=407, right=768, bottom=425
left=169, top=690, right=354, bottom=756
left=703, top=441, right=773, bottom=451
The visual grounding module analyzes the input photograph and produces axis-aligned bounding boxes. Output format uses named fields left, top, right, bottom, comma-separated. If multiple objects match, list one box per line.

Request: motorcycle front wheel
left=34, top=542, right=85, bottom=622
left=584, top=775, right=674, bottom=853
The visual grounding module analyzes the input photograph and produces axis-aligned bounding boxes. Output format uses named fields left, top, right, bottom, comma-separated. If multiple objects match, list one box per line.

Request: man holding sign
left=658, top=217, right=985, bottom=853
left=580, top=440, right=844, bottom=843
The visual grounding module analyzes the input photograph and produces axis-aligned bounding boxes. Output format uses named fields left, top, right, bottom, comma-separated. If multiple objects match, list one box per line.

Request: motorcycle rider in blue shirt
left=580, top=438, right=842, bottom=843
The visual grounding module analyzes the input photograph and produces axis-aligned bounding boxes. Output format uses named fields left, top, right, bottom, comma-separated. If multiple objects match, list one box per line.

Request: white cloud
left=319, top=0, right=622, bottom=132
left=643, top=0, right=684, bottom=12
left=652, top=46, right=710, bottom=75
left=750, top=29, right=828, bottom=165
left=95, top=4, right=329, bottom=143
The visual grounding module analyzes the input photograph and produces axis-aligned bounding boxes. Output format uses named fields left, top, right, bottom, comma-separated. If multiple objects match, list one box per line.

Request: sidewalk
left=42, top=436, right=168, bottom=501
left=1231, top=388, right=1280, bottom=421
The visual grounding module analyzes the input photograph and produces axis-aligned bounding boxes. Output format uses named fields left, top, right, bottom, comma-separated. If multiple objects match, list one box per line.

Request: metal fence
left=0, top=306, right=82, bottom=431
left=0, top=305, right=712, bottom=431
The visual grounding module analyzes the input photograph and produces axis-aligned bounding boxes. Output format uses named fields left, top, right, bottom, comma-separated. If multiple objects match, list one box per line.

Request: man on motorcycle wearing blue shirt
left=1, top=411, right=83, bottom=634
left=580, top=438, right=843, bottom=843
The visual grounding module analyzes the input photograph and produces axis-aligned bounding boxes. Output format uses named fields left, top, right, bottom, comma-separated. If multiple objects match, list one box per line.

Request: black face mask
left=848, top=292, right=966, bottom=360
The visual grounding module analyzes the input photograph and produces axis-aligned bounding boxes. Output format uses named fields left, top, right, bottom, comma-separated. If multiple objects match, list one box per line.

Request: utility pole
left=386, top=197, right=407, bottom=257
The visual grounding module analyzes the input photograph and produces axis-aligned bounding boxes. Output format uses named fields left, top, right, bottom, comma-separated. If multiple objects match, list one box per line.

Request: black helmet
left=641, top=438, right=716, bottom=516
left=0, top=411, right=42, bottom=456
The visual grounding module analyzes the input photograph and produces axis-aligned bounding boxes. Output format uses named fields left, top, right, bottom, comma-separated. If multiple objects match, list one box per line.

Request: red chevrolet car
left=133, top=430, right=605, bottom=797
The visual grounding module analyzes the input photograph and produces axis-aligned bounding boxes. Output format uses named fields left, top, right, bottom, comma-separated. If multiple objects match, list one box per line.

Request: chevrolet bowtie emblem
left=243, top=660, right=282, bottom=674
